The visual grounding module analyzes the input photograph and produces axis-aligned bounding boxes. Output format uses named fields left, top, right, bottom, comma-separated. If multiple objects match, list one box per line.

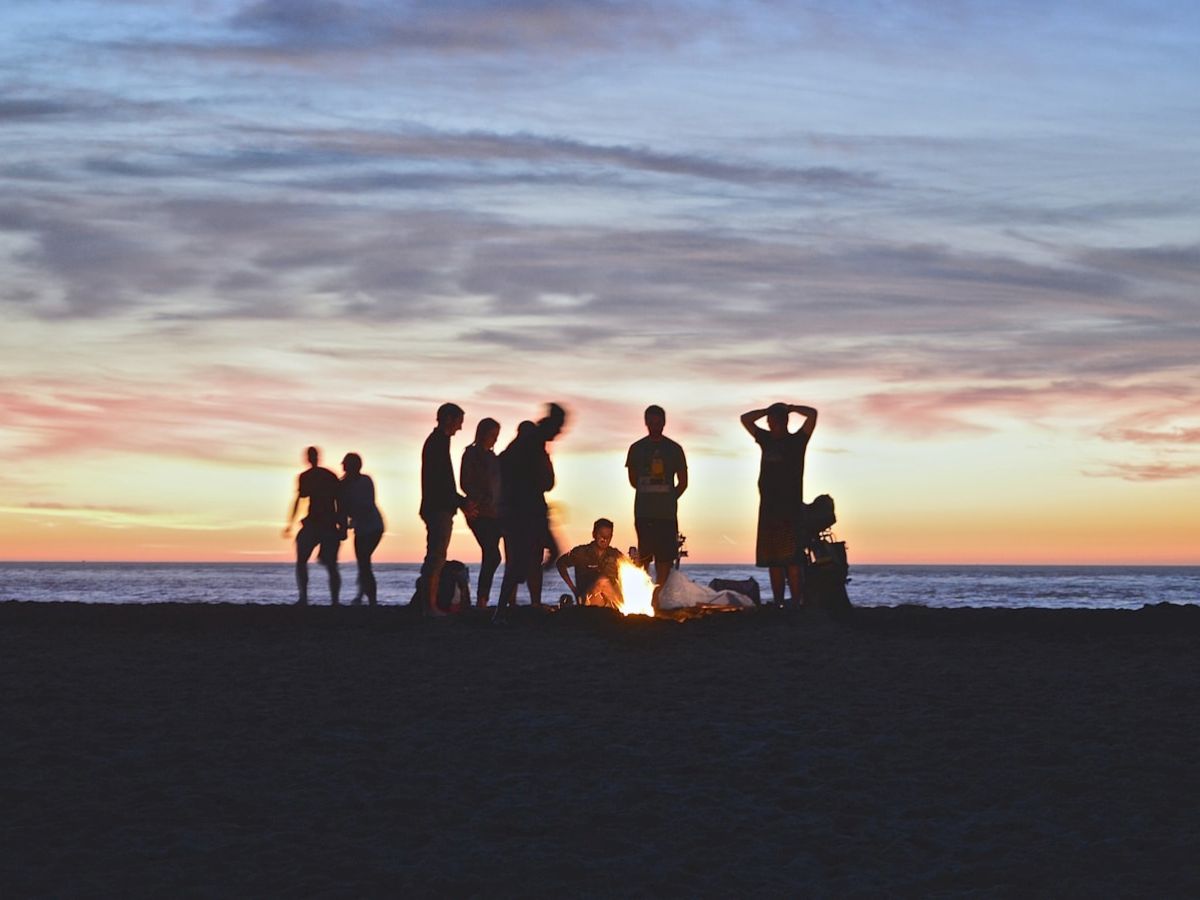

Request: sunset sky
left=2, top=1, right=1198, bottom=564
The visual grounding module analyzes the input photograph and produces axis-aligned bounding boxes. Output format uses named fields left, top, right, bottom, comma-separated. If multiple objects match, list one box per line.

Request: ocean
left=1, top=562, right=1198, bottom=610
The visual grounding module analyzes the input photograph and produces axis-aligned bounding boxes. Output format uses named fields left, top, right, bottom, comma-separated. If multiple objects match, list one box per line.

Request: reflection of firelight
left=617, top=561, right=656, bottom=617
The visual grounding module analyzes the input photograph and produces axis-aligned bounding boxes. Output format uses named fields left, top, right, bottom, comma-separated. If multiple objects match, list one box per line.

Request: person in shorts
left=625, top=405, right=687, bottom=607
left=283, top=446, right=346, bottom=605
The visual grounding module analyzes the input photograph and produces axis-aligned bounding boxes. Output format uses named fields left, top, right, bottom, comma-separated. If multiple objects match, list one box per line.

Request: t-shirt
left=753, top=427, right=809, bottom=514
left=625, top=436, right=687, bottom=520
left=560, top=542, right=624, bottom=596
left=299, top=466, right=341, bottom=529
left=340, top=474, right=384, bottom=535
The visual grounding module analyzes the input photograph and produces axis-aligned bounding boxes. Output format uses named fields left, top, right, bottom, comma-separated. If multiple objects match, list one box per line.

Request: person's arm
left=675, top=466, right=688, bottom=500
left=556, top=554, right=578, bottom=599
left=625, top=446, right=638, bottom=489
left=335, top=482, right=348, bottom=539
left=282, top=491, right=300, bottom=537
left=740, top=407, right=769, bottom=437
left=791, top=404, right=818, bottom=437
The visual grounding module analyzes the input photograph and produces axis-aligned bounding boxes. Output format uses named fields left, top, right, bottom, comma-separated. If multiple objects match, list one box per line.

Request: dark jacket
left=420, top=428, right=465, bottom=518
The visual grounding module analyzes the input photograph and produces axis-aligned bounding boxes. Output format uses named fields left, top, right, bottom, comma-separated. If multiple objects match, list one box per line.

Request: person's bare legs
left=786, top=563, right=804, bottom=609
left=768, top=566, right=786, bottom=606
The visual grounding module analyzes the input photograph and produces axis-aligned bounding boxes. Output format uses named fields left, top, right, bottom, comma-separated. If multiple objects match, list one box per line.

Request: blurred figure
left=740, top=402, right=818, bottom=608
left=556, top=518, right=624, bottom=609
left=495, top=404, right=567, bottom=619
left=460, top=417, right=502, bottom=608
left=340, top=452, right=385, bottom=607
left=283, top=446, right=345, bottom=605
left=625, top=405, right=687, bottom=606
left=420, top=403, right=476, bottom=616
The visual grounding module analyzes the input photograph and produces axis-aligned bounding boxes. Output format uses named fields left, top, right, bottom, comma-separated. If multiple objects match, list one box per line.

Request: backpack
left=410, top=561, right=472, bottom=612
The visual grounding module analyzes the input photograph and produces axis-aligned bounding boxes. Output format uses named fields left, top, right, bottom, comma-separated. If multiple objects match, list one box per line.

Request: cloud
left=1108, top=427, right=1200, bottom=446
left=1086, top=462, right=1200, bottom=482
left=223, top=0, right=695, bottom=58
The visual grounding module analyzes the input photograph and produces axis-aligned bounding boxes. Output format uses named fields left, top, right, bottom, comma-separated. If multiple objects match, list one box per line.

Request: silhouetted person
left=556, top=518, right=625, bottom=608
left=283, top=446, right=345, bottom=605
left=460, top=417, right=502, bottom=608
left=741, top=402, right=818, bottom=608
left=495, top=404, right=566, bottom=619
left=420, top=403, right=476, bottom=616
left=625, top=405, right=687, bottom=606
left=340, top=452, right=385, bottom=607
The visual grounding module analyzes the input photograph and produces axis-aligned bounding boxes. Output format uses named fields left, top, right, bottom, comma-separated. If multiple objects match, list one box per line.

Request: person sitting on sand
left=283, top=446, right=346, bottom=606
left=556, top=518, right=625, bottom=609
left=340, top=453, right=385, bottom=607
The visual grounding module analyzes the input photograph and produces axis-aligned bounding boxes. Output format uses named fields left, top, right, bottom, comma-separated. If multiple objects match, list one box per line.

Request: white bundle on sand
left=657, top=569, right=756, bottom=610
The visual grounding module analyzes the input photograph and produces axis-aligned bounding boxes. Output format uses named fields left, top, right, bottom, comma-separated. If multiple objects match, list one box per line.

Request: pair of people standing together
left=283, top=446, right=385, bottom=606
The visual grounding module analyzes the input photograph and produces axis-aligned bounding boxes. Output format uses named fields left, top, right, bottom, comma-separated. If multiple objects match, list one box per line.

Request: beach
left=3, top=601, right=1199, bottom=896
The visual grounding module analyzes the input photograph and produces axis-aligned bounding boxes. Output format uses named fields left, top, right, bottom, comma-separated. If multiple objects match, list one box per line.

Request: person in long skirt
left=740, top=403, right=817, bottom=608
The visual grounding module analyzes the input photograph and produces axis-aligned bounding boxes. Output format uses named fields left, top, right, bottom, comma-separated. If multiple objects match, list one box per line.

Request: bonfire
left=616, top=560, right=656, bottom=617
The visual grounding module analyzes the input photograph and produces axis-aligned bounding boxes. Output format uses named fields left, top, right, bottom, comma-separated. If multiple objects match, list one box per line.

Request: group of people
left=284, top=399, right=819, bottom=612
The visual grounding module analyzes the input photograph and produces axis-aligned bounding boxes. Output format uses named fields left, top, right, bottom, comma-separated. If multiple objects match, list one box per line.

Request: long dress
left=752, top=427, right=809, bottom=567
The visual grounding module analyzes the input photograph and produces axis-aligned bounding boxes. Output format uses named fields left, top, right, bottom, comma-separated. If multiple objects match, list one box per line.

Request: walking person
left=740, top=402, right=818, bottom=608
left=460, top=417, right=502, bottom=608
left=283, top=446, right=345, bottom=605
left=420, top=403, right=475, bottom=616
left=340, top=452, right=385, bottom=606
left=625, top=405, right=687, bottom=608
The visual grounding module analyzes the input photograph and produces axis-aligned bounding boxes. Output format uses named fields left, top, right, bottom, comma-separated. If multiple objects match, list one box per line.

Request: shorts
left=635, top=517, right=678, bottom=568
left=297, top=524, right=341, bottom=567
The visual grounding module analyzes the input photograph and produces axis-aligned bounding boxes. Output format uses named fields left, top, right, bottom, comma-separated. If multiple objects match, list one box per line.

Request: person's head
left=644, top=405, right=666, bottom=438
left=437, top=402, right=465, bottom=436
left=517, top=419, right=536, bottom=437
left=341, top=452, right=362, bottom=477
left=592, top=518, right=615, bottom=550
left=766, top=402, right=789, bottom=437
left=537, top=402, right=567, bottom=442
left=475, top=417, right=500, bottom=450
left=305, top=446, right=320, bottom=466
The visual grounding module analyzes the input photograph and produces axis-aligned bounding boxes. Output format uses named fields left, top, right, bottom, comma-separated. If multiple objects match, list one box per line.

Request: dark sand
left=3, top=601, right=1199, bottom=897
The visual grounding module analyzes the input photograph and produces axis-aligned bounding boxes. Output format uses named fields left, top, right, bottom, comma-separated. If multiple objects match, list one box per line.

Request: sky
left=2, top=0, right=1199, bottom=565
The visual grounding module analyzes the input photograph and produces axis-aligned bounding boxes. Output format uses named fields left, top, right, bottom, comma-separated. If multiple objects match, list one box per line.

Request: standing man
left=283, top=446, right=345, bottom=605
left=420, top=403, right=476, bottom=616
left=625, top=405, right=687, bottom=605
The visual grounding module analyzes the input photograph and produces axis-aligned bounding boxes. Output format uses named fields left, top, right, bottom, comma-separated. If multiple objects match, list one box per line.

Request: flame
left=617, top=560, right=656, bottom=617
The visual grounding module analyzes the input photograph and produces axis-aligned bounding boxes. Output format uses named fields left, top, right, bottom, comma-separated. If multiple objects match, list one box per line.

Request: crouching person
left=556, top=518, right=625, bottom=609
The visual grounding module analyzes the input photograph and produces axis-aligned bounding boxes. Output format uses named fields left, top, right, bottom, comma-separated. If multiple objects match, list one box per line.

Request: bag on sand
left=805, top=537, right=852, bottom=619
left=410, top=560, right=472, bottom=612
